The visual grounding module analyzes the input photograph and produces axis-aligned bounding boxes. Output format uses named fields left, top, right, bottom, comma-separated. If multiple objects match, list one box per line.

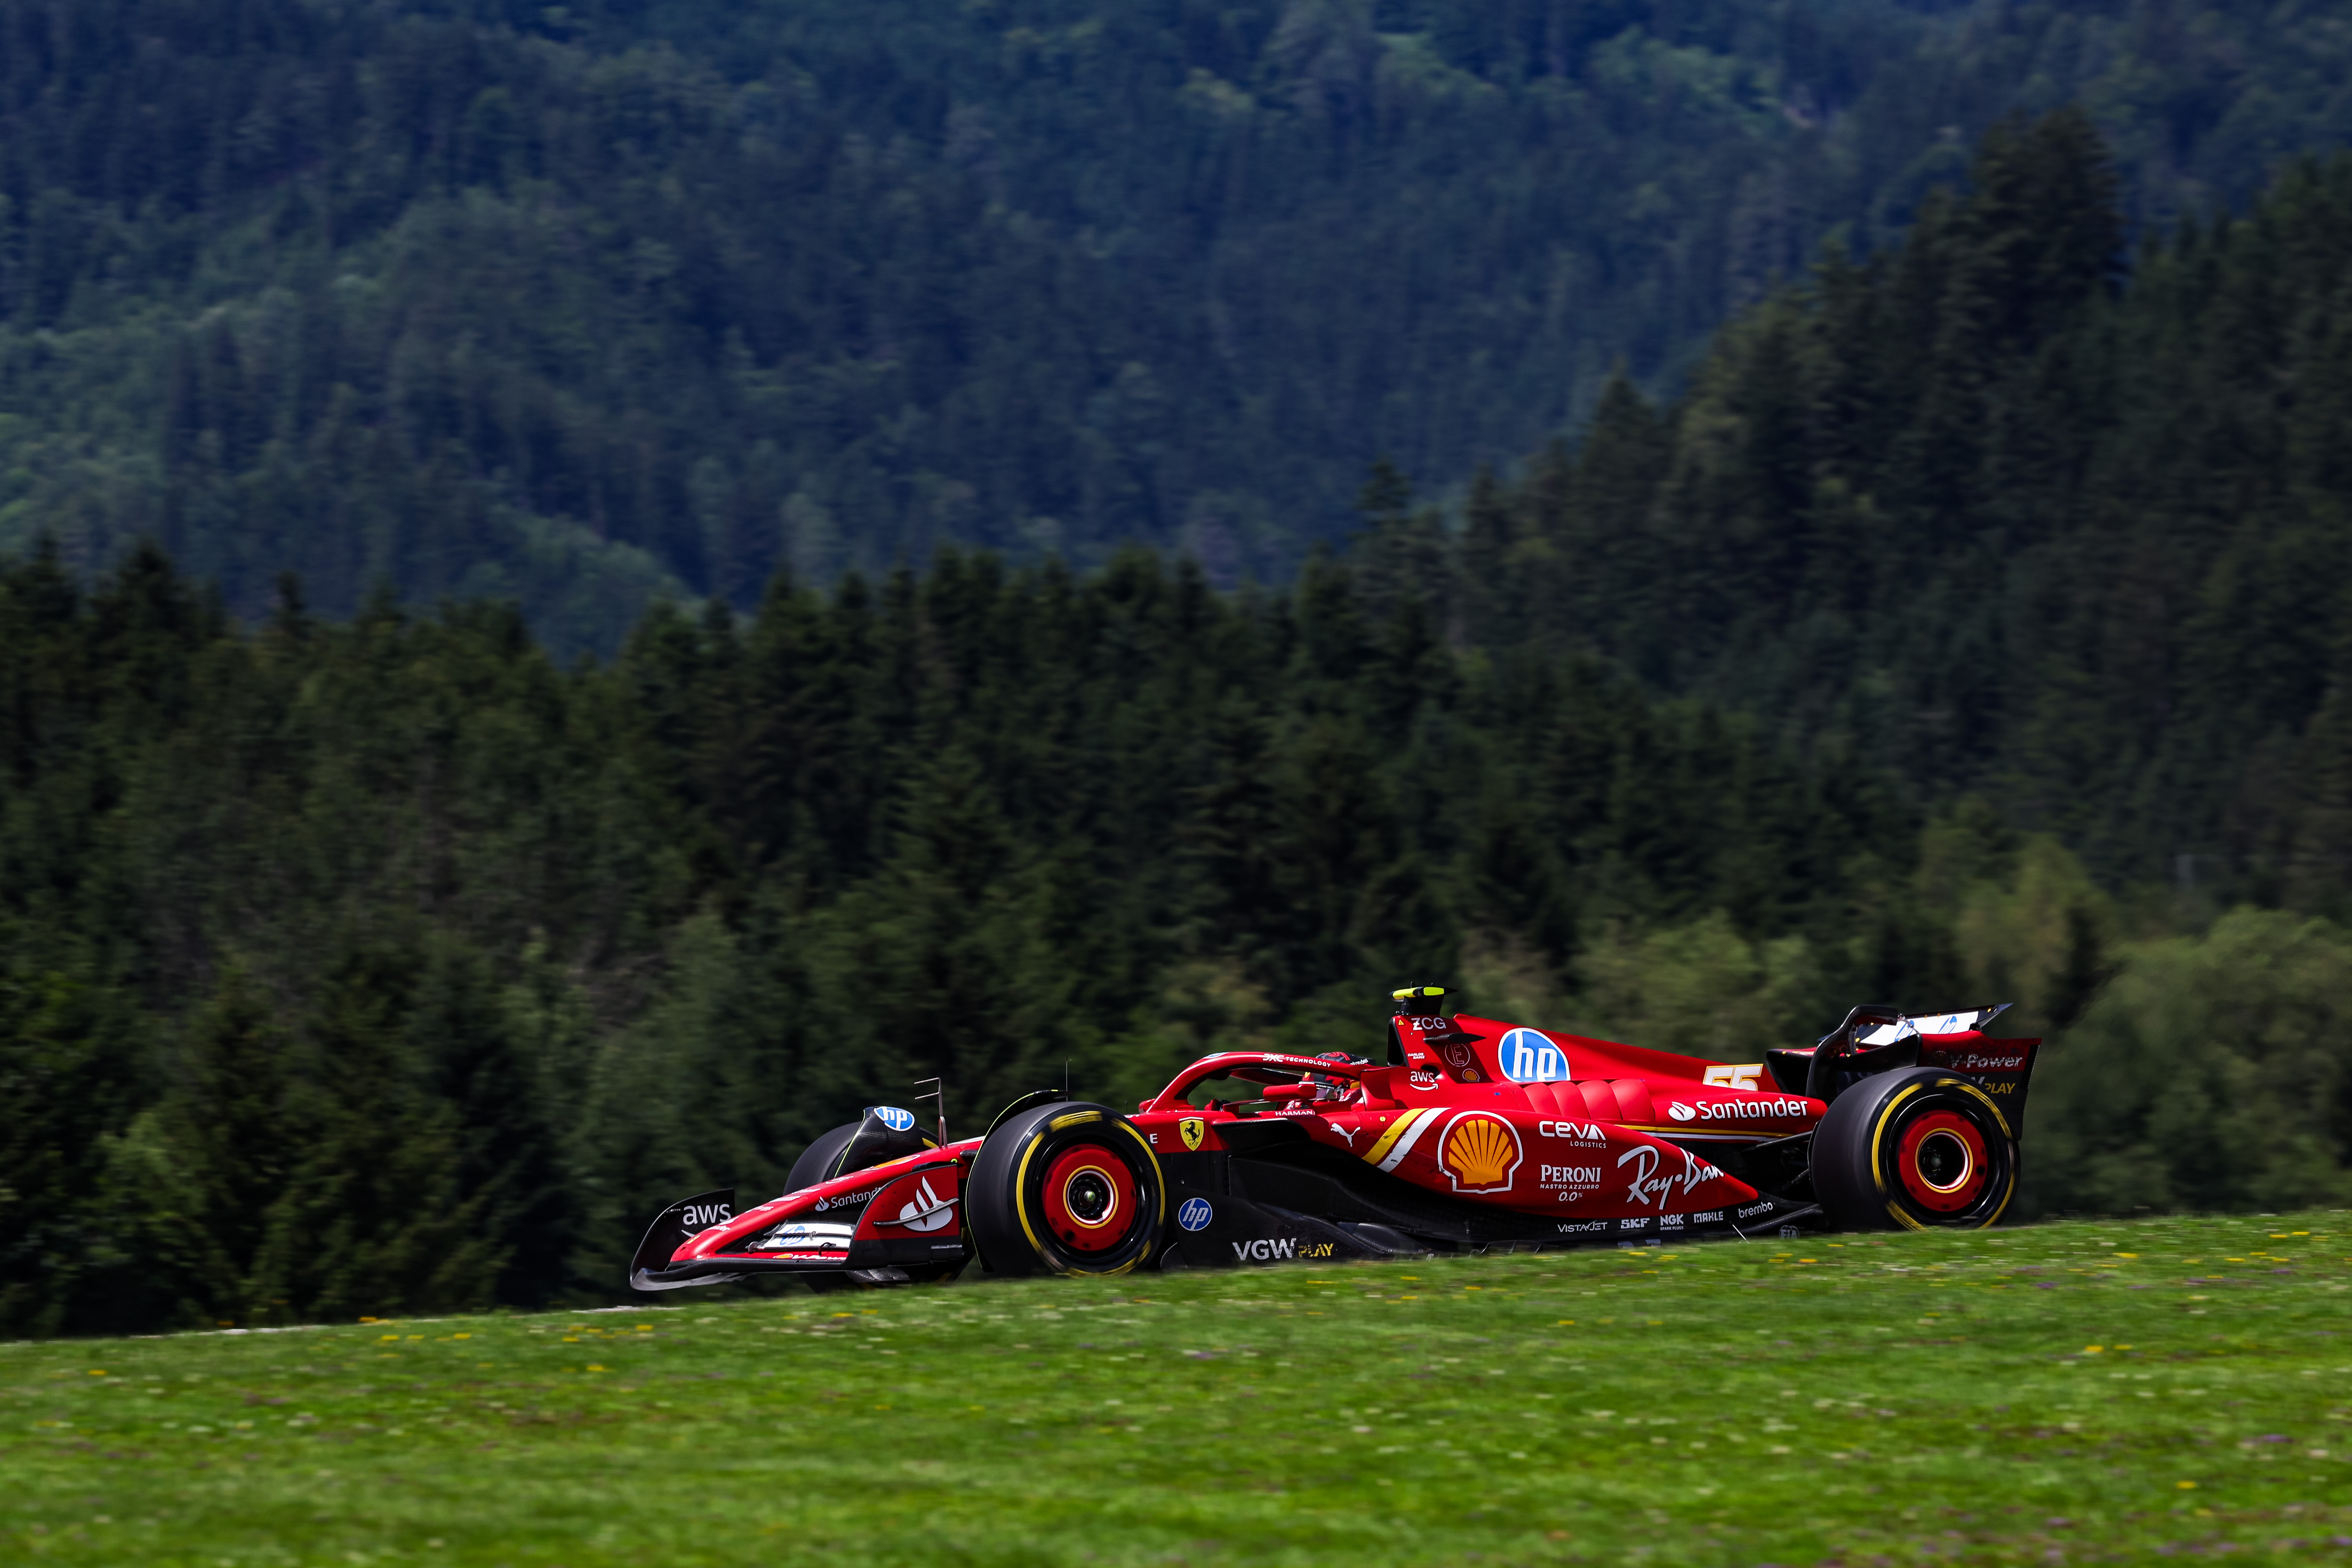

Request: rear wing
left=1766, top=1004, right=2043, bottom=1128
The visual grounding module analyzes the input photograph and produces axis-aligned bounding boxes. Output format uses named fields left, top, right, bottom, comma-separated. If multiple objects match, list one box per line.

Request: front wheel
left=1811, top=1067, right=2018, bottom=1231
left=968, top=1102, right=1166, bottom=1278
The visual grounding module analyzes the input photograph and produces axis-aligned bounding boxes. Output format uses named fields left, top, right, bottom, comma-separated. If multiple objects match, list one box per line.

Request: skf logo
left=681, top=1203, right=731, bottom=1229
left=1179, top=1117, right=1207, bottom=1151
left=1437, top=1112, right=1522, bottom=1194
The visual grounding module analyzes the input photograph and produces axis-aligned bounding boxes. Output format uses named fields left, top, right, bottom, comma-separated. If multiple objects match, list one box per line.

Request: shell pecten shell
left=1440, top=1112, right=1520, bottom=1190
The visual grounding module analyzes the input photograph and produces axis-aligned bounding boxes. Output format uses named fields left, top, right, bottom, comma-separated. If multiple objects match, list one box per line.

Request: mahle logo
left=1497, top=1027, right=1569, bottom=1083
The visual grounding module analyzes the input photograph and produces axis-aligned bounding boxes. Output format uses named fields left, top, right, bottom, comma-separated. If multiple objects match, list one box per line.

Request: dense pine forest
left=5, top=12, right=2352, bottom=1334
left=14, top=101, right=2352, bottom=1329
left=5, top=0, right=2352, bottom=646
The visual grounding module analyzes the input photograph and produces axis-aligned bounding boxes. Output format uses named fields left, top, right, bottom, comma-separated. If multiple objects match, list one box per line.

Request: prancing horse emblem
left=1179, top=1116, right=1206, bottom=1152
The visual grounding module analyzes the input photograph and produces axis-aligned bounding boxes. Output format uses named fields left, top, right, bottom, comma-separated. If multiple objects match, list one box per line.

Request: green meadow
left=5, top=1214, right=2350, bottom=1567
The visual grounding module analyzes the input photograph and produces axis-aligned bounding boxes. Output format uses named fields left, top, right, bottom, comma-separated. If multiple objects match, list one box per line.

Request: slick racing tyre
left=1811, top=1067, right=2018, bottom=1231
left=968, top=1102, right=1166, bottom=1278
left=788, top=1107, right=938, bottom=1194
left=787, top=1123, right=862, bottom=1194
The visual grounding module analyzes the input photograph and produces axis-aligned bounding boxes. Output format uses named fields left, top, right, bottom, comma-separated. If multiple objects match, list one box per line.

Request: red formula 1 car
left=629, top=988, right=2040, bottom=1289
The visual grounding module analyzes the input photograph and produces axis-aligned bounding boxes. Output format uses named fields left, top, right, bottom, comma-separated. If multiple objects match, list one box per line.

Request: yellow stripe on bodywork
left=1364, top=1107, right=1441, bottom=1172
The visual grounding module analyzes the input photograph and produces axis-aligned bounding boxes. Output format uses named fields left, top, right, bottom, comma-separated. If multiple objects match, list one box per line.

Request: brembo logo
left=681, top=1202, right=731, bottom=1229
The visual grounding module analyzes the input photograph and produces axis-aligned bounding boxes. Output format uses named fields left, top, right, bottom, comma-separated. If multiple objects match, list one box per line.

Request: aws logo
left=1497, top=1028, right=1571, bottom=1083
left=1437, top=1112, right=1522, bottom=1194
left=681, top=1202, right=732, bottom=1230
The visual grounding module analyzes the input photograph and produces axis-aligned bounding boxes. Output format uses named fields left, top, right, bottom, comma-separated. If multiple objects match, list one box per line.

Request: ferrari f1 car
left=629, top=989, right=2040, bottom=1289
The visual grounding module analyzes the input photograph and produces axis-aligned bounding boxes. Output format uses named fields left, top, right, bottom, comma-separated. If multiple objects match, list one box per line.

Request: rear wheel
left=1811, top=1067, right=2018, bottom=1231
left=968, top=1102, right=1166, bottom=1277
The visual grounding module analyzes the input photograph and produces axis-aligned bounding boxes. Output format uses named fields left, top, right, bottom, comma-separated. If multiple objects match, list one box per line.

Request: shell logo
left=1437, top=1112, right=1523, bottom=1194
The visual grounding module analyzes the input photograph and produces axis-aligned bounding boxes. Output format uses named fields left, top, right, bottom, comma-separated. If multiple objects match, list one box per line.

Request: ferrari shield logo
left=1179, top=1116, right=1206, bottom=1152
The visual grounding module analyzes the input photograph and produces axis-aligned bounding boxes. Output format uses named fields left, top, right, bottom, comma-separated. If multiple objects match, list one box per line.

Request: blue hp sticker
left=1497, top=1027, right=1569, bottom=1083
left=1177, top=1197, right=1214, bottom=1232
left=874, top=1106, right=917, bottom=1132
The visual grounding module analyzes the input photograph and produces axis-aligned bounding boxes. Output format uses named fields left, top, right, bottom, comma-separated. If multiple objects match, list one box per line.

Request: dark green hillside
left=4, top=0, right=2350, bottom=645
left=1454, top=114, right=2352, bottom=907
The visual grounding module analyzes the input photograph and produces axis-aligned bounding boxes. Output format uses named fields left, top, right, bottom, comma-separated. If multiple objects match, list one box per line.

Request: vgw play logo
left=1497, top=1028, right=1569, bottom=1083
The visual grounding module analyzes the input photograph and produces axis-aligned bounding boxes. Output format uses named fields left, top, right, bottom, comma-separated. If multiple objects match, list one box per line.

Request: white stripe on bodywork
left=1377, top=1107, right=1442, bottom=1173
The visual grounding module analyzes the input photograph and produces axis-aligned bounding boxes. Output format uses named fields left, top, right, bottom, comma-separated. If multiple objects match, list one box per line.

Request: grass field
left=6, top=1213, right=2352, bottom=1567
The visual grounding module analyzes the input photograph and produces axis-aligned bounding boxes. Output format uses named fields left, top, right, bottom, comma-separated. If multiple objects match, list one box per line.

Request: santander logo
left=1666, top=1096, right=1813, bottom=1124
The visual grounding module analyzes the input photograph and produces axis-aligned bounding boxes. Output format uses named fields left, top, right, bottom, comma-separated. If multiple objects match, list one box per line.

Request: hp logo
left=1177, top=1197, right=1214, bottom=1232
left=1497, top=1028, right=1569, bottom=1083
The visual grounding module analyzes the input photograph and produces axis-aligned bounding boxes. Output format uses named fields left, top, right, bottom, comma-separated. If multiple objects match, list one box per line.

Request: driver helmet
left=1309, top=1050, right=1364, bottom=1102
